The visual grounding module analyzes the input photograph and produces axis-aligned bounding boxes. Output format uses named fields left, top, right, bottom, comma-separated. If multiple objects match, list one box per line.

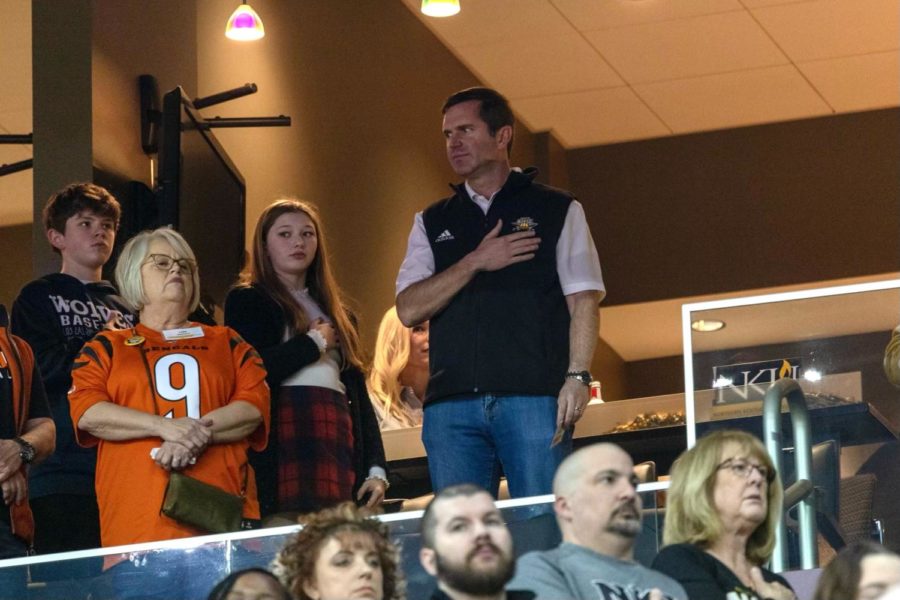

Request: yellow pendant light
left=421, top=0, right=461, bottom=18
left=226, top=1, right=265, bottom=41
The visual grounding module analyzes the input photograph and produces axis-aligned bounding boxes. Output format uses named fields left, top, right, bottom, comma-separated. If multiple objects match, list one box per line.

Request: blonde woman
left=651, top=429, right=796, bottom=600
left=70, top=228, right=269, bottom=546
left=885, top=325, right=900, bottom=387
left=367, top=307, right=428, bottom=430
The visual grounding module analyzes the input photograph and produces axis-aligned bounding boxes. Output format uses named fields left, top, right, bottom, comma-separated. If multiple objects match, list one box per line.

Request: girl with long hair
left=224, top=199, right=386, bottom=521
left=813, top=541, right=900, bottom=600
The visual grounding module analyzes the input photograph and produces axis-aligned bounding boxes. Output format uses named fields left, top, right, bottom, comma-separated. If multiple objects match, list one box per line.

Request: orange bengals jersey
left=68, top=323, right=270, bottom=547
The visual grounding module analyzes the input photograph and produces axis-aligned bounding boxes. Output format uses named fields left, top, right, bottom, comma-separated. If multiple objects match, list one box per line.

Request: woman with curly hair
left=367, top=307, right=428, bottom=430
left=273, top=502, right=404, bottom=600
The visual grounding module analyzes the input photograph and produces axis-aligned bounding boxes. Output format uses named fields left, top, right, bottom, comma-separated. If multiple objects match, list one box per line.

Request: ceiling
left=402, top=0, right=899, bottom=148
left=601, top=273, right=900, bottom=361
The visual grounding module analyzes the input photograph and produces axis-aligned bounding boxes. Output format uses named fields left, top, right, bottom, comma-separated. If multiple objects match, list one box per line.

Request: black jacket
left=652, top=543, right=793, bottom=600
left=11, top=274, right=135, bottom=498
left=224, top=284, right=386, bottom=516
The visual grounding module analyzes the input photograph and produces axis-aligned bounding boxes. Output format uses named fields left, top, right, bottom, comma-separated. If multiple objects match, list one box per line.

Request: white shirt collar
left=464, top=167, right=521, bottom=214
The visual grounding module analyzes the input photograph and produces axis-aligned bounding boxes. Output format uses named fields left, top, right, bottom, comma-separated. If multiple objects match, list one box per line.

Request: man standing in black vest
left=396, top=87, right=604, bottom=498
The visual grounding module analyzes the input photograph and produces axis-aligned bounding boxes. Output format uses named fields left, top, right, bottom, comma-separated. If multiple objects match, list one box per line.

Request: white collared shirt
left=396, top=180, right=605, bottom=299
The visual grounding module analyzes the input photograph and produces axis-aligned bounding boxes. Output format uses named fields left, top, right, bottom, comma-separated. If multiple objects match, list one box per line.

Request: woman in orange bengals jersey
left=224, top=199, right=386, bottom=523
left=68, top=227, right=270, bottom=549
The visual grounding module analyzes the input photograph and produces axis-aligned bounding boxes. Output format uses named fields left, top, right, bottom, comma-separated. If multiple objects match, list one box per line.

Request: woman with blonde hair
left=224, top=199, right=386, bottom=520
left=651, top=429, right=796, bottom=600
left=367, top=307, right=428, bottom=430
left=68, top=228, right=270, bottom=598
left=70, top=228, right=269, bottom=546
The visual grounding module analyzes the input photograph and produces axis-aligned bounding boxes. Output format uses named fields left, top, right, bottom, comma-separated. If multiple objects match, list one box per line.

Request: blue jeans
left=422, top=394, right=571, bottom=498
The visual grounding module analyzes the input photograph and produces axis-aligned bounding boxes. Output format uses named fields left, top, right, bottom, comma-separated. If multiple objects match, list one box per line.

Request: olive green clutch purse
left=160, top=472, right=243, bottom=534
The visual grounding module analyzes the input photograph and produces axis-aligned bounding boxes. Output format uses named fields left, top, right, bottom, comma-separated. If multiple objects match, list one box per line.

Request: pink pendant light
left=226, top=1, right=265, bottom=41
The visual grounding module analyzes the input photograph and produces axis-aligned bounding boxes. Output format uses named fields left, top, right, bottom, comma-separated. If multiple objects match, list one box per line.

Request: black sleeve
left=763, top=569, right=794, bottom=591
left=651, top=545, right=728, bottom=600
left=347, top=367, right=387, bottom=473
left=26, top=362, right=52, bottom=420
left=343, top=313, right=385, bottom=473
left=224, top=286, right=321, bottom=387
left=11, top=282, right=77, bottom=394
left=358, top=378, right=387, bottom=472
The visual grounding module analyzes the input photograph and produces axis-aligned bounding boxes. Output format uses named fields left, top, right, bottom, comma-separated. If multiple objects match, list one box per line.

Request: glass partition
left=682, top=277, right=900, bottom=569
left=0, top=489, right=663, bottom=600
left=683, top=278, right=900, bottom=445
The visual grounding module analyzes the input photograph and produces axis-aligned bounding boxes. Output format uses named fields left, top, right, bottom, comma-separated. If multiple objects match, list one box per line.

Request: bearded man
left=507, top=444, right=687, bottom=600
left=420, top=483, right=531, bottom=600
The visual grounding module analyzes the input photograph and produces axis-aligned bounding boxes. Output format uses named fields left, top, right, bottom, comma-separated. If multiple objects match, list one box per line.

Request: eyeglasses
left=144, top=254, right=196, bottom=274
left=716, top=458, right=773, bottom=483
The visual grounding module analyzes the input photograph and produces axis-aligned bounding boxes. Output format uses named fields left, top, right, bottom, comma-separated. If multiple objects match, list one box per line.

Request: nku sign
left=712, top=358, right=802, bottom=405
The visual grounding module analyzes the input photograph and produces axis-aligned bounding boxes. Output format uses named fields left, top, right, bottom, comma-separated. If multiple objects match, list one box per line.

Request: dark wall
left=569, top=108, right=900, bottom=307
left=32, top=0, right=94, bottom=278
left=0, top=224, right=32, bottom=309
left=626, top=354, right=685, bottom=400
left=596, top=337, right=627, bottom=401
left=92, top=0, right=198, bottom=186
left=533, top=131, right=570, bottom=190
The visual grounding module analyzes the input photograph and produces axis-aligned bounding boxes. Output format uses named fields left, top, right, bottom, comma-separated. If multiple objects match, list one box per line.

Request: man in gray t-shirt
left=507, top=443, right=686, bottom=600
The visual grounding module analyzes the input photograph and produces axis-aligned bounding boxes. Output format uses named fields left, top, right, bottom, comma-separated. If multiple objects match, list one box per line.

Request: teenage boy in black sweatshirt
left=12, top=183, right=135, bottom=555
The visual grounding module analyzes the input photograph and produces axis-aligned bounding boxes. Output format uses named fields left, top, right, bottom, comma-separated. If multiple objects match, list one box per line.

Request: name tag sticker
left=162, top=326, right=205, bottom=341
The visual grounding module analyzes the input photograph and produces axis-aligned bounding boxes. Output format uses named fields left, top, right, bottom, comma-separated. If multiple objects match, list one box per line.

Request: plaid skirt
left=276, top=385, right=355, bottom=513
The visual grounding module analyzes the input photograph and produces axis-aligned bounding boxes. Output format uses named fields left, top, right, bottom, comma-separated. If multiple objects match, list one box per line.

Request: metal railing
left=763, top=377, right=818, bottom=571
